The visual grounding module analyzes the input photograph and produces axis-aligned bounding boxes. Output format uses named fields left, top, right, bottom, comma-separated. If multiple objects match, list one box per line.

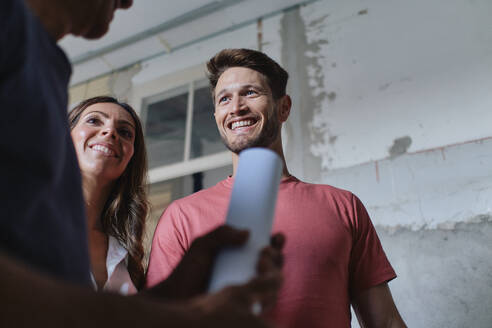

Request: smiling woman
left=68, top=96, right=148, bottom=294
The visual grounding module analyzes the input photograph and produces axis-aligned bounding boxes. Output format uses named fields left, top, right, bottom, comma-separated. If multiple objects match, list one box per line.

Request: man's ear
left=278, top=95, right=292, bottom=123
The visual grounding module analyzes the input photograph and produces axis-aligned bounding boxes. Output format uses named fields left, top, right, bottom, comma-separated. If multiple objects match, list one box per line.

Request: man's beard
left=220, top=108, right=280, bottom=154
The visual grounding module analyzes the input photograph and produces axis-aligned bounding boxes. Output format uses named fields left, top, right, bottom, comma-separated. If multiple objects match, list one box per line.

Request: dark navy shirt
left=0, top=0, right=90, bottom=285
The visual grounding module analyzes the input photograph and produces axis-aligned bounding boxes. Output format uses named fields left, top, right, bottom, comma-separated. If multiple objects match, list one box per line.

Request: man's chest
left=272, top=202, right=353, bottom=273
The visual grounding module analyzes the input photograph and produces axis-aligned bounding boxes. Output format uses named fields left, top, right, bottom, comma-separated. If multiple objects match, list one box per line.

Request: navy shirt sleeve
left=0, top=0, right=91, bottom=286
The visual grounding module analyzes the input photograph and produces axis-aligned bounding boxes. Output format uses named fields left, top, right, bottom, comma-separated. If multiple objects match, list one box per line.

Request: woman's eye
left=119, top=129, right=133, bottom=139
left=86, top=117, right=100, bottom=124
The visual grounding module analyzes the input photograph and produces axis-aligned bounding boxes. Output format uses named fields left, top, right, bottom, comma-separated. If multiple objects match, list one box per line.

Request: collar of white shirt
left=90, top=235, right=137, bottom=295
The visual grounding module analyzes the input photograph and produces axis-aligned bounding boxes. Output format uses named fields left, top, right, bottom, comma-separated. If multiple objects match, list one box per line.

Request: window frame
left=131, top=64, right=231, bottom=184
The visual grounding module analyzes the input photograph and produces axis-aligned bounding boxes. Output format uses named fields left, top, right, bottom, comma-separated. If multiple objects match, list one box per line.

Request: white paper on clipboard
left=208, top=147, right=283, bottom=292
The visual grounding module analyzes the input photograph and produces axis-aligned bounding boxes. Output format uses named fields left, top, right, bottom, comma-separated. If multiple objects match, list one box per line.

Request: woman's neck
left=82, top=174, right=113, bottom=232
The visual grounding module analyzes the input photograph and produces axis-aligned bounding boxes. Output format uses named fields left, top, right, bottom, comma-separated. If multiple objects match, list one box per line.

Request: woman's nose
left=101, top=126, right=117, bottom=139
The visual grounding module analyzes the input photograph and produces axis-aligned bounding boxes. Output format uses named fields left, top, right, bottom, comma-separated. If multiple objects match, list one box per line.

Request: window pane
left=191, top=85, right=226, bottom=159
left=145, top=88, right=188, bottom=168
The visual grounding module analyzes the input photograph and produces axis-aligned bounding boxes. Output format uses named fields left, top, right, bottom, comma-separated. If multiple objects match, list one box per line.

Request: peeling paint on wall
left=357, top=9, right=368, bottom=15
left=376, top=219, right=492, bottom=328
left=297, top=7, right=339, bottom=170
left=300, top=0, right=492, bottom=171
left=389, top=136, right=412, bottom=158
left=280, top=8, right=324, bottom=182
left=378, top=82, right=392, bottom=91
left=378, top=213, right=492, bottom=235
left=109, top=64, right=142, bottom=102
left=323, top=137, right=492, bottom=231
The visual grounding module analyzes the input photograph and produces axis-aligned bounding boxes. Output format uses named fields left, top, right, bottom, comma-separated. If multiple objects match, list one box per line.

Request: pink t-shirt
left=147, top=176, right=396, bottom=327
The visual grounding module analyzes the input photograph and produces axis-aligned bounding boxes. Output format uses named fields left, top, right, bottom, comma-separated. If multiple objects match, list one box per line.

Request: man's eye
left=246, top=90, right=257, bottom=96
left=218, top=96, right=229, bottom=103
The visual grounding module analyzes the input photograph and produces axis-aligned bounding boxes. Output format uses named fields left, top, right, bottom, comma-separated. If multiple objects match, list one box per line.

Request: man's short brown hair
left=206, top=48, right=289, bottom=102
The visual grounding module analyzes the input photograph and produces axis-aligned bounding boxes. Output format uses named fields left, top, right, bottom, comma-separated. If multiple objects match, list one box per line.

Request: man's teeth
left=92, top=145, right=115, bottom=156
left=231, top=120, right=253, bottom=130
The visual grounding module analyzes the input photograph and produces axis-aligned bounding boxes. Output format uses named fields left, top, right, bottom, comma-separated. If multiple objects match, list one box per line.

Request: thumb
left=195, top=225, right=250, bottom=252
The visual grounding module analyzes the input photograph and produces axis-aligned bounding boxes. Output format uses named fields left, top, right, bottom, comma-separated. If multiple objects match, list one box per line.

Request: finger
left=217, top=274, right=281, bottom=316
left=245, top=272, right=283, bottom=304
left=256, top=247, right=283, bottom=274
left=246, top=273, right=284, bottom=313
left=193, top=225, right=250, bottom=252
left=215, top=271, right=282, bottom=319
left=213, top=225, right=250, bottom=246
left=190, top=290, right=274, bottom=328
left=270, top=233, right=286, bottom=250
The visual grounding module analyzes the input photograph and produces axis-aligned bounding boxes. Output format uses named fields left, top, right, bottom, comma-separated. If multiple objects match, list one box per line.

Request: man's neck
left=231, top=146, right=290, bottom=179
left=25, top=0, right=69, bottom=41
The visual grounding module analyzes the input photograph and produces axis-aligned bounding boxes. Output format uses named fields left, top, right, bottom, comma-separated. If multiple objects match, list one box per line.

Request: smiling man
left=147, top=48, right=407, bottom=328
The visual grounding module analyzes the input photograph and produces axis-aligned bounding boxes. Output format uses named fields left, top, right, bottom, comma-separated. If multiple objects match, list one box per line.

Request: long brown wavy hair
left=69, top=96, right=149, bottom=290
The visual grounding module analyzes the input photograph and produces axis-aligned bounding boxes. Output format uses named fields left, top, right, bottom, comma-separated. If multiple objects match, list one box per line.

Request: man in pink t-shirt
left=147, top=48, right=406, bottom=328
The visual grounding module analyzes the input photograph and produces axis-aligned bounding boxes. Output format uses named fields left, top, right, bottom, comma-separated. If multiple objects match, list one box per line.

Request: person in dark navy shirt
left=0, top=1, right=284, bottom=327
left=0, top=0, right=91, bottom=286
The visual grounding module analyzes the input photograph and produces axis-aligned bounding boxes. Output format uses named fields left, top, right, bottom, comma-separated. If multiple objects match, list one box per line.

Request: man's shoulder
left=178, top=179, right=229, bottom=203
left=0, top=0, right=26, bottom=67
left=286, top=177, right=355, bottom=202
left=156, top=180, right=230, bottom=238
left=0, top=0, right=24, bottom=22
left=162, top=179, right=230, bottom=217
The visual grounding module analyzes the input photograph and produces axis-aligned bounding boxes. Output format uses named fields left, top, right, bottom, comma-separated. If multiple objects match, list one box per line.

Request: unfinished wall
left=297, top=0, right=492, bottom=170
left=287, top=0, right=492, bottom=327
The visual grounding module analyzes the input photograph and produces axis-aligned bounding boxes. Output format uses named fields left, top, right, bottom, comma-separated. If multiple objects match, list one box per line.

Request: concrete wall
left=69, top=0, right=492, bottom=326
left=286, top=1, right=492, bottom=327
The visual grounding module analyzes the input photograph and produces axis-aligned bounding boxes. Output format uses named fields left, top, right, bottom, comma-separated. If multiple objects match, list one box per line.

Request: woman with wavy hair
left=69, top=96, right=148, bottom=294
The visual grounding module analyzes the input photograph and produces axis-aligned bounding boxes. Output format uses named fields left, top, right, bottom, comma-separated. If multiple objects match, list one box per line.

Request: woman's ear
left=278, top=95, right=292, bottom=123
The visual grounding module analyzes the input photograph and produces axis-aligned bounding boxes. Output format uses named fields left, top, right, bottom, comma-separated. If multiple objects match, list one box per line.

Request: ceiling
left=59, top=0, right=242, bottom=61
left=58, top=0, right=316, bottom=85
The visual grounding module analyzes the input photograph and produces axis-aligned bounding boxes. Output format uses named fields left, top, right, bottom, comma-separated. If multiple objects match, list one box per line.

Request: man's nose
left=231, top=95, right=247, bottom=114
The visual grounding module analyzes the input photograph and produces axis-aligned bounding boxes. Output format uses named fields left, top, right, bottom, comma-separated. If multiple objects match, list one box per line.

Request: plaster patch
left=389, top=136, right=412, bottom=157
left=327, top=92, right=337, bottom=101
left=308, top=14, right=330, bottom=28
left=378, top=82, right=392, bottom=91
left=377, top=213, right=492, bottom=234
left=109, top=64, right=142, bottom=102
left=377, top=219, right=492, bottom=328
left=280, top=8, right=324, bottom=182
left=299, top=7, right=341, bottom=169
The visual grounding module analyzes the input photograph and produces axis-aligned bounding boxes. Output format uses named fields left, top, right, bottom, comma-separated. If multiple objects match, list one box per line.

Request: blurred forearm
left=0, top=252, right=194, bottom=328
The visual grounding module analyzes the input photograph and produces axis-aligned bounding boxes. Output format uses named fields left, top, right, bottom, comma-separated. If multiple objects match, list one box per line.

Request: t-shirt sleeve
left=348, top=194, right=396, bottom=297
left=146, top=202, right=189, bottom=288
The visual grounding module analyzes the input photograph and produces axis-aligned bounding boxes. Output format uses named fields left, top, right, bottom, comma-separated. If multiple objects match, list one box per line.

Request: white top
left=90, top=236, right=138, bottom=295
